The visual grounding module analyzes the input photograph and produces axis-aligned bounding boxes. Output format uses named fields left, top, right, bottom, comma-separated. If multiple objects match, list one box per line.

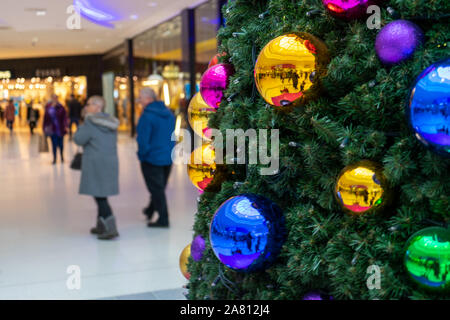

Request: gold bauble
left=179, top=244, right=191, bottom=280
left=254, top=33, right=330, bottom=109
left=335, top=160, right=389, bottom=215
left=187, top=143, right=216, bottom=191
left=187, top=93, right=216, bottom=141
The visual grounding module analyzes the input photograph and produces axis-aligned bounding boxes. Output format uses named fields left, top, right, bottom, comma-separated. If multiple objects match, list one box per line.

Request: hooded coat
left=136, top=100, right=175, bottom=166
left=73, top=113, right=120, bottom=197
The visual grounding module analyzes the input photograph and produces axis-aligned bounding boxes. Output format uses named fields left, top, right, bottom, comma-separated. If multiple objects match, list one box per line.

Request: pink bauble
left=322, top=0, right=382, bottom=20
left=200, top=63, right=235, bottom=109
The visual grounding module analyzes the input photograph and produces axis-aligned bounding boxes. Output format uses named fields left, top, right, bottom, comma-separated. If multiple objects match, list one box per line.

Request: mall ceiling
left=0, top=0, right=206, bottom=59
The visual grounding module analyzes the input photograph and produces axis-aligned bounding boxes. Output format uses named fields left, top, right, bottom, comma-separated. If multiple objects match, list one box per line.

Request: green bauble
left=404, top=227, right=450, bottom=292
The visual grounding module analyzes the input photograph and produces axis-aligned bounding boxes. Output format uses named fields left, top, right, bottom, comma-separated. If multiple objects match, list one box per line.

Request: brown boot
left=97, top=216, right=119, bottom=240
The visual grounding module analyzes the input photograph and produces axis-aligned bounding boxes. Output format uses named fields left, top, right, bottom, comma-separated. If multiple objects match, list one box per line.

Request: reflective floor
left=0, top=128, right=198, bottom=299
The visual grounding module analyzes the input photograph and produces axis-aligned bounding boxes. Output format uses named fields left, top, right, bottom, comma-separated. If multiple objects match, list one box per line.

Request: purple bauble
left=191, top=235, right=206, bottom=262
left=200, top=63, right=234, bottom=109
left=375, top=20, right=423, bottom=65
left=303, top=291, right=334, bottom=300
left=322, top=0, right=382, bottom=20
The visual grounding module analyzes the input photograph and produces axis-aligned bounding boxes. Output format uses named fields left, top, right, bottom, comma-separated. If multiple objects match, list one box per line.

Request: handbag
left=38, top=134, right=49, bottom=153
left=70, top=148, right=82, bottom=170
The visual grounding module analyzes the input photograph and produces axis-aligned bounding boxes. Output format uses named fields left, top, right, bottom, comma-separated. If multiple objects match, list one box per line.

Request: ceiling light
left=130, top=14, right=138, bottom=20
left=74, top=0, right=118, bottom=28
left=148, top=2, right=158, bottom=7
left=36, top=10, right=47, bottom=16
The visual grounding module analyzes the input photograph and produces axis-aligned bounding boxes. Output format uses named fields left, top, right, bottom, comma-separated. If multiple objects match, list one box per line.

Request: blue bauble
left=408, top=58, right=450, bottom=157
left=209, top=194, right=286, bottom=272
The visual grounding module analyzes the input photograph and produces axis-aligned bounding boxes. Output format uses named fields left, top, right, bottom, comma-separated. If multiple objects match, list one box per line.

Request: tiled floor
left=101, top=288, right=186, bottom=300
left=0, top=129, right=198, bottom=299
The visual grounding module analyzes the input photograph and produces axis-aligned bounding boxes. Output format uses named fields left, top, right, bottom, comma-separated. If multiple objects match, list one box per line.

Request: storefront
left=0, top=75, right=87, bottom=129
left=102, top=0, right=226, bottom=135
left=0, top=0, right=226, bottom=134
left=0, top=55, right=102, bottom=130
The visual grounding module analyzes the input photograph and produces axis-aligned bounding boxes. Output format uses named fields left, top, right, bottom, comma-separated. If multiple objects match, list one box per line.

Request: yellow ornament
left=187, top=143, right=216, bottom=191
left=179, top=244, right=191, bottom=280
left=335, top=160, right=389, bottom=215
left=254, top=33, right=330, bottom=109
left=188, top=93, right=216, bottom=141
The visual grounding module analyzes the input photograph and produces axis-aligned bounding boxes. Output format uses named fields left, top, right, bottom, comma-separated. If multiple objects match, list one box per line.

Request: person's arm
left=73, top=121, right=91, bottom=146
left=136, top=116, right=152, bottom=159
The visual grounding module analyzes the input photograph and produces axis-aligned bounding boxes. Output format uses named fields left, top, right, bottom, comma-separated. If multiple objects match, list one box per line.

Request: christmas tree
left=185, top=0, right=450, bottom=300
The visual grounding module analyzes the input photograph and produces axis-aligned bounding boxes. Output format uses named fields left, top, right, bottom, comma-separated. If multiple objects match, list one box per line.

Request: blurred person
left=43, top=94, right=68, bottom=164
left=136, top=87, right=175, bottom=228
left=26, top=100, right=32, bottom=123
left=27, top=105, right=40, bottom=135
left=68, top=94, right=83, bottom=139
left=73, top=96, right=120, bottom=240
left=0, top=104, right=4, bottom=122
left=5, top=99, right=15, bottom=134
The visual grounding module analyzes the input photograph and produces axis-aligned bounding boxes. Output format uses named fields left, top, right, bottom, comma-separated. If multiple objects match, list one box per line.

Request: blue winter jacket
left=136, top=101, right=176, bottom=166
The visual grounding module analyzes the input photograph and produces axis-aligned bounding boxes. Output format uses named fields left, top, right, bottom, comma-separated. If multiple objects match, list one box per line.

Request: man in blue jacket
left=137, top=88, right=175, bottom=227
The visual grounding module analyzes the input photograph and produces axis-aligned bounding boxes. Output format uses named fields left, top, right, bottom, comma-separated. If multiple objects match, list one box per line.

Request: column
left=127, top=38, right=136, bottom=137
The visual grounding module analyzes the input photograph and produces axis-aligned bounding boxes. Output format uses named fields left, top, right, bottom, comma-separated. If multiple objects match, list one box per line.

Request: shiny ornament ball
left=179, top=244, right=191, bottom=280
left=335, top=160, right=389, bottom=215
left=254, top=33, right=330, bottom=109
left=209, top=193, right=286, bottom=272
left=188, top=93, right=216, bottom=141
left=375, top=20, right=423, bottom=65
left=407, top=58, right=450, bottom=157
left=303, top=291, right=334, bottom=300
left=208, top=52, right=228, bottom=69
left=200, top=63, right=235, bottom=109
left=322, top=0, right=381, bottom=20
left=187, top=143, right=216, bottom=191
left=191, top=235, right=206, bottom=262
left=404, top=227, right=450, bottom=291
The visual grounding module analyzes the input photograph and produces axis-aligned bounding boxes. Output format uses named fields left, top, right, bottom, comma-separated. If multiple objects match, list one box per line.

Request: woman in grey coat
left=74, top=96, right=120, bottom=240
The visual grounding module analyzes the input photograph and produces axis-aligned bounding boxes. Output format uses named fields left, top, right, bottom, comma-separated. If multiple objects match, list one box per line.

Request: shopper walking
left=136, top=87, right=175, bottom=228
left=68, top=94, right=83, bottom=139
left=43, top=94, right=68, bottom=164
left=5, top=99, right=15, bottom=134
left=73, top=96, right=120, bottom=240
left=27, top=106, right=40, bottom=135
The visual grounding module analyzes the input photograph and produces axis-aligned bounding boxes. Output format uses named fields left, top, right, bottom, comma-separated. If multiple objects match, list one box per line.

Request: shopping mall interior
left=0, top=0, right=226, bottom=300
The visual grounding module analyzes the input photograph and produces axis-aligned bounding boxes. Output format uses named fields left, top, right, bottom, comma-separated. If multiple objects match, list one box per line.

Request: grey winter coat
left=73, top=113, right=120, bottom=197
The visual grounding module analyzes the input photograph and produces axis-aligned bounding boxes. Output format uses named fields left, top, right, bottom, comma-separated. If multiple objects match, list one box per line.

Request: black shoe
left=147, top=221, right=169, bottom=228
left=52, top=159, right=56, bottom=165
left=143, top=208, right=154, bottom=221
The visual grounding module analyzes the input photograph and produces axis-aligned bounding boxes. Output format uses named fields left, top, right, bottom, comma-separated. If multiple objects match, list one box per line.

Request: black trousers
left=94, top=197, right=113, bottom=219
left=50, top=134, right=64, bottom=161
left=140, top=162, right=172, bottom=224
left=29, top=121, right=36, bottom=135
